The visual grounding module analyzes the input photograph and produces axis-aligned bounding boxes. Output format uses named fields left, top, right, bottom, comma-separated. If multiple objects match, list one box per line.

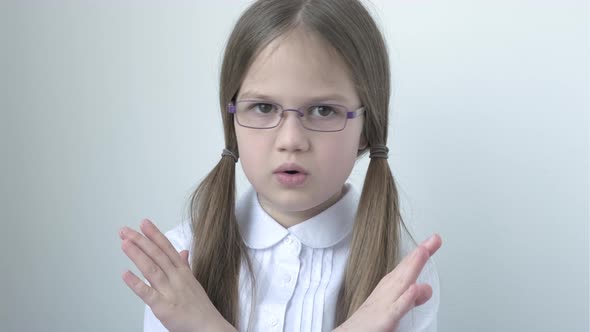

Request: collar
left=235, top=183, right=360, bottom=249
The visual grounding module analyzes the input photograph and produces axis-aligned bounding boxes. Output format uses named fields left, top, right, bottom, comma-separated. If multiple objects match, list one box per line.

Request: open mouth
left=275, top=170, right=308, bottom=186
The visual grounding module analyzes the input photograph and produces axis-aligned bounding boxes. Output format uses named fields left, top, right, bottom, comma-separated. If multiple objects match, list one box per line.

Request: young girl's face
left=235, top=27, right=367, bottom=224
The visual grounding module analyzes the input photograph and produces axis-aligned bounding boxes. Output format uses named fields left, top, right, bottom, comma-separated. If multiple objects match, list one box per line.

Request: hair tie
left=369, top=144, right=389, bottom=159
left=221, top=148, right=238, bottom=163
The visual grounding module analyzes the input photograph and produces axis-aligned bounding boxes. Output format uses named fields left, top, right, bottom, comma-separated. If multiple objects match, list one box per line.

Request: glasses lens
left=301, top=105, right=348, bottom=131
left=235, top=101, right=281, bottom=128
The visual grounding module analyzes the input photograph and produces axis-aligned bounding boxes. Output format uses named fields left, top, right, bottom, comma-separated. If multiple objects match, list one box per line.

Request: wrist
left=207, top=318, right=236, bottom=332
left=332, top=325, right=350, bottom=332
left=220, top=321, right=237, bottom=332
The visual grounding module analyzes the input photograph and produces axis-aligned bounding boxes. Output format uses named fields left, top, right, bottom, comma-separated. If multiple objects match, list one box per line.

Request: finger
left=413, top=283, right=433, bottom=306
left=383, top=244, right=433, bottom=302
left=421, top=233, right=442, bottom=257
left=121, top=225, right=176, bottom=279
left=394, top=245, right=430, bottom=288
left=179, top=250, right=189, bottom=267
left=389, top=284, right=419, bottom=320
left=139, top=219, right=186, bottom=268
left=121, top=269, right=161, bottom=307
left=121, top=238, right=169, bottom=290
left=395, top=233, right=443, bottom=286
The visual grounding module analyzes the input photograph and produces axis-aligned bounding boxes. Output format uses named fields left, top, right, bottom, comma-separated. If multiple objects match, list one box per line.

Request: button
left=270, top=316, right=278, bottom=326
left=283, top=274, right=292, bottom=283
left=283, top=236, right=301, bottom=256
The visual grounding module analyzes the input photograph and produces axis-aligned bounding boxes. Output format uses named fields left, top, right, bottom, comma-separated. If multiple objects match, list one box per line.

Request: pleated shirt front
left=143, top=182, right=440, bottom=332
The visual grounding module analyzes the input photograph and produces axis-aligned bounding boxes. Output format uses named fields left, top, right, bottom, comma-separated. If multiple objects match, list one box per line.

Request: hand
left=119, top=219, right=235, bottom=332
left=334, top=234, right=442, bottom=332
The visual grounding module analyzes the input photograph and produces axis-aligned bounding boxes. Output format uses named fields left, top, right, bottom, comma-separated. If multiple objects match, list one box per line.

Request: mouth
left=275, top=171, right=308, bottom=186
left=273, top=163, right=309, bottom=175
left=273, top=162, right=309, bottom=186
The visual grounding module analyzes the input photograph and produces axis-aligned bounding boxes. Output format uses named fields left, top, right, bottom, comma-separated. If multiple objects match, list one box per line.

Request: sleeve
left=142, top=219, right=194, bottom=332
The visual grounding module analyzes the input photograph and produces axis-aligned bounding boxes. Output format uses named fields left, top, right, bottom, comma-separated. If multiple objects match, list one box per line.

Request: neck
left=257, top=186, right=345, bottom=228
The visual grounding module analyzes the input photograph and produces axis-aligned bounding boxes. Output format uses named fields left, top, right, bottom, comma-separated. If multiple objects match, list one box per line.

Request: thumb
left=179, top=250, right=190, bottom=267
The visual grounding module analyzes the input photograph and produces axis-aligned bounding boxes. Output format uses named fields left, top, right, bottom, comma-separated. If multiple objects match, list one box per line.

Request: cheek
left=316, top=134, right=359, bottom=172
left=236, top=129, right=267, bottom=171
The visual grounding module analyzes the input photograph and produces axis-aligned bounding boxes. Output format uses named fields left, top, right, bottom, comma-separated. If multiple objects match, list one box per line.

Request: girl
left=119, top=0, right=442, bottom=331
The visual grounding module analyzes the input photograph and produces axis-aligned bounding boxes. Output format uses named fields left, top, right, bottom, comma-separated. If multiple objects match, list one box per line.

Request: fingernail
left=119, top=228, right=126, bottom=239
left=141, top=219, right=151, bottom=227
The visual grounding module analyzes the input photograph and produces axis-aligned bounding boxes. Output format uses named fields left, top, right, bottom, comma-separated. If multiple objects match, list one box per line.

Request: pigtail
left=188, top=151, right=255, bottom=327
left=335, top=153, right=417, bottom=324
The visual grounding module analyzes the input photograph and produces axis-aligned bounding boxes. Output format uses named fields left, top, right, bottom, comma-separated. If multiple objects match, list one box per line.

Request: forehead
left=238, top=27, right=358, bottom=105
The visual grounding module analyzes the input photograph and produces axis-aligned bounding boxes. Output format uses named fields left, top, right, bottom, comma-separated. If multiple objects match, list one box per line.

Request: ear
left=358, top=133, right=368, bottom=151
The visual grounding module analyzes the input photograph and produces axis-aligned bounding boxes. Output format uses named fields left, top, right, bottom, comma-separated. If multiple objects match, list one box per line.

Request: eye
left=254, top=103, right=275, bottom=114
left=309, top=105, right=335, bottom=117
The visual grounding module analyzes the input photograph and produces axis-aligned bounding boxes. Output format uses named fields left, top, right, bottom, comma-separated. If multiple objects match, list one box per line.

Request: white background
left=1, top=0, right=588, bottom=331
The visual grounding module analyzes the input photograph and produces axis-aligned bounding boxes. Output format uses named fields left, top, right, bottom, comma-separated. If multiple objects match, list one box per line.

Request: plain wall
left=1, top=0, right=588, bottom=331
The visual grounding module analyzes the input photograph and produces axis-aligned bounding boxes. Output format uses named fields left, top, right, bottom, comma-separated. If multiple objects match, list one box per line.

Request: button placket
left=272, top=236, right=298, bottom=296
left=284, top=235, right=301, bottom=255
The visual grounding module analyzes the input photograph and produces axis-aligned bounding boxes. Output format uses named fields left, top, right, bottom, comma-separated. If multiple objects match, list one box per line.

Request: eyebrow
left=238, top=90, right=350, bottom=104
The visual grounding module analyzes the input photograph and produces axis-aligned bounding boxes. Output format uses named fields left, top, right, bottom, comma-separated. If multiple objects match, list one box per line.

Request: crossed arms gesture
left=120, top=219, right=442, bottom=332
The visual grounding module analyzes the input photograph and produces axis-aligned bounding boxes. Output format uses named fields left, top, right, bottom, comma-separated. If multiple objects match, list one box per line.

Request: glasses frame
left=227, top=99, right=365, bottom=132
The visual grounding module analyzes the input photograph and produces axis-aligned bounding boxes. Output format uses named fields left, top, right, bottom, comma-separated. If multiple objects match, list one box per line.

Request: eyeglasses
left=227, top=100, right=365, bottom=132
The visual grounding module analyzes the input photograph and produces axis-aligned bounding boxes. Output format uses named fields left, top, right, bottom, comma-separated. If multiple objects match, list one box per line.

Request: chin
left=258, top=187, right=318, bottom=210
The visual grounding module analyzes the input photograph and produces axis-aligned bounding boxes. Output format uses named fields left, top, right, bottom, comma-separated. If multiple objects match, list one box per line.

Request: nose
left=274, top=109, right=310, bottom=153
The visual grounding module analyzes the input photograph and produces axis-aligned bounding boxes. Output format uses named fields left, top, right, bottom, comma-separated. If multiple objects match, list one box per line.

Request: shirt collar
left=235, top=183, right=360, bottom=249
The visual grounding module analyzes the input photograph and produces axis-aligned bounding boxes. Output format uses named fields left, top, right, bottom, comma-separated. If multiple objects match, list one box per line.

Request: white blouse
left=143, top=182, right=440, bottom=332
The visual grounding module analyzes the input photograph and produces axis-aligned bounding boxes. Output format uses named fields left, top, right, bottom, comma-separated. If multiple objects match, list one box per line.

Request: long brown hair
left=187, top=0, right=417, bottom=328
